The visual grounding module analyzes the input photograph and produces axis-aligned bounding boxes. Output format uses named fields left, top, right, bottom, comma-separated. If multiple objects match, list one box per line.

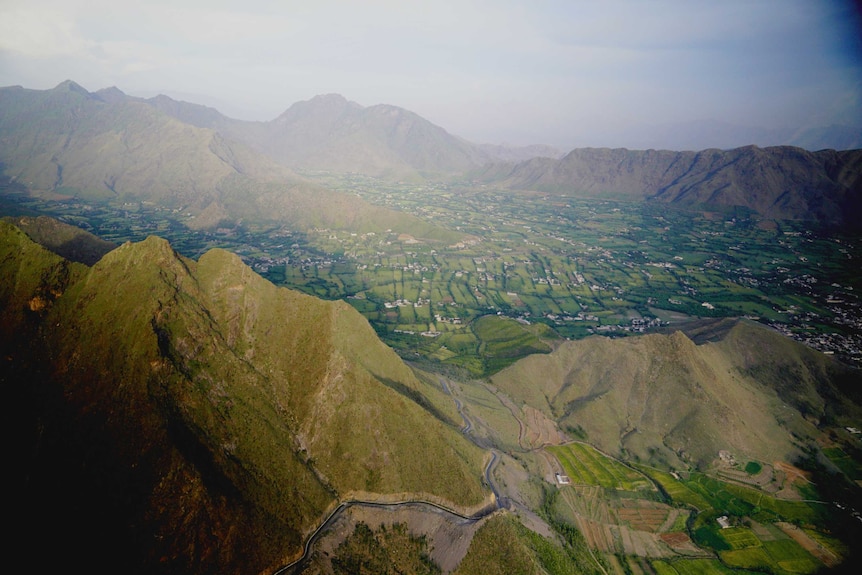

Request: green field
left=632, top=465, right=713, bottom=511
left=651, top=558, right=742, bottom=575
left=720, top=538, right=820, bottom=575
left=549, top=443, right=653, bottom=491
left=4, top=174, right=862, bottom=377
left=719, top=527, right=762, bottom=549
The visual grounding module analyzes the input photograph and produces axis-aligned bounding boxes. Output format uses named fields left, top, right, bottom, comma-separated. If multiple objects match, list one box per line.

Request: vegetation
left=538, top=484, right=609, bottom=575
left=454, top=513, right=587, bottom=575
left=0, top=224, right=488, bottom=575
left=5, top=172, right=861, bottom=377
left=744, top=461, right=763, bottom=475
left=2, top=83, right=862, bottom=575
left=548, top=442, right=653, bottom=491
left=330, top=522, right=440, bottom=575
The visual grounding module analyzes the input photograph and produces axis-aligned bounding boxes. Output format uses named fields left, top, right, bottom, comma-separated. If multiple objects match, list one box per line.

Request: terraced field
left=548, top=443, right=654, bottom=491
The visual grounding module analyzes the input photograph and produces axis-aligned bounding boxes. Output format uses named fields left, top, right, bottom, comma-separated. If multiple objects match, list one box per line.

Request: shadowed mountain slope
left=0, top=221, right=487, bottom=575
left=490, top=320, right=861, bottom=470
left=477, top=145, right=862, bottom=228
left=2, top=214, right=116, bottom=264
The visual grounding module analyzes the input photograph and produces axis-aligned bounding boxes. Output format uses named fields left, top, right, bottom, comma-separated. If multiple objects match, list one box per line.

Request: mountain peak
left=94, top=86, right=127, bottom=104
left=273, top=93, right=362, bottom=128
left=309, top=93, right=351, bottom=104
left=53, top=79, right=90, bottom=95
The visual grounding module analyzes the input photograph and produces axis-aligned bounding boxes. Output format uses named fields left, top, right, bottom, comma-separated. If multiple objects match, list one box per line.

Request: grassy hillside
left=490, top=322, right=861, bottom=470
left=453, top=513, right=593, bottom=575
left=0, top=221, right=487, bottom=575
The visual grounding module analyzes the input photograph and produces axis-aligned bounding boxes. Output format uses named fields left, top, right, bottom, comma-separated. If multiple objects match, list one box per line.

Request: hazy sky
left=1, top=0, right=861, bottom=149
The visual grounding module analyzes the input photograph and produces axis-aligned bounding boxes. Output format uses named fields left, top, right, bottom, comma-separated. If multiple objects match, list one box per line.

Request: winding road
left=274, top=497, right=499, bottom=575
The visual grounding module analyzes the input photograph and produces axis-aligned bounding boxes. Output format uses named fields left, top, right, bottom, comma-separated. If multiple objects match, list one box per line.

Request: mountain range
left=590, top=118, right=862, bottom=153
left=0, top=81, right=464, bottom=241
left=136, top=90, right=563, bottom=177
left=475, top=145, right=862, bottom=227
left=2, top=81, right=862, bottom=573
left=2, top=81, right=861, bottom=231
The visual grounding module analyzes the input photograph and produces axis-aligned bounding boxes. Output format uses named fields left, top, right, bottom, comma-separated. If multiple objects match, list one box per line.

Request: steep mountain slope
left=490, top=320, right=861, bottom=470
left=0, top=221, right=487, bottom=575
left=0, top=82, right=463, bottom=240
left=477, top=145, right=862, bottom=227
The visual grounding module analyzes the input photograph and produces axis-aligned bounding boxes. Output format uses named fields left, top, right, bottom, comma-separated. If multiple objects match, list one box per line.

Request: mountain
left=2, top=214, right=116, bottom=265
left=476, top=142, right=564, bottom=163
left=142, top=92, right=492, bottom=179
left=490, top=318, right=862, bottom=471
left=0, top=221, right=488, bottom=574
left=8, top=82, right=859, bottom=228
left=588, top=118, right=862, bottom=153
left=477, top=145, right=862, bottom=228
left=126, top=89, right=862, bottom=227
left=134, top=90, right=568, bottom=178
left=0, top=81, right=463, bottom=241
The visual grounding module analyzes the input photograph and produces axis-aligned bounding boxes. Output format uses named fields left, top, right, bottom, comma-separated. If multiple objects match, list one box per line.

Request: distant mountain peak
left=309, top=93, right=353, bottom=105
left=273, top=92, right=362, bottom=126
left=94, top=86, right=127, bottom=104
left=53, top=79, right=90, bottom=95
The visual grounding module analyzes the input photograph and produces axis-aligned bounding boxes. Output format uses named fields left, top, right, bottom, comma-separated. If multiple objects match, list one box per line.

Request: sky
left=1, top=0, right=861, bottom=150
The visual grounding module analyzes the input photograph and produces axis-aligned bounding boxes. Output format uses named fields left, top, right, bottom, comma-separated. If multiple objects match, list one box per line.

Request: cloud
left=0, top=7, right=91, bottom=59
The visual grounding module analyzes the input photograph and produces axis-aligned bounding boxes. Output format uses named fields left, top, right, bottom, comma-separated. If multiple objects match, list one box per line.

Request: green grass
left=472, top=314, right=554, bottom=374
left=632, top=465, right=713, bottom=511
left=823, top=446, right=862, bottom=480
left=549, top=443, right=653, bottom=491
left=651, top=558, right=743, bottom=575
left=720, top=538, right=821, bottom=575
left=719, top=527, right=762, bottom=549
left=454, top=514, right=584, bottom=575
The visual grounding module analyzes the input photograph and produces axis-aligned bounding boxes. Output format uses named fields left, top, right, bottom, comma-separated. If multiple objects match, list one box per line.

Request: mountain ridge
left=0, top=220, right=488, bottom=574
left=5, top=81, right=860, bottom=227
left=490, top=318, right=862, bottom=471
left=0, top=81, right=466, bottom=241
left=475, top=145, right=862, bottom=228
left=127, top=84, right=862, bottom=227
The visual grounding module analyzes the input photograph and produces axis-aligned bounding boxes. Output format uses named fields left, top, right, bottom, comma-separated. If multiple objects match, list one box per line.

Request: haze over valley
left=3, top=2, right=862, bottom=574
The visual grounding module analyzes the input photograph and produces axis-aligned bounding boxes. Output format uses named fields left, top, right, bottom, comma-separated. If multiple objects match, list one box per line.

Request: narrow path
left=440, top=377, right=501, bottom=501
left=485, top=383, right=528, bottom=449
left=274, top=497, right=498, bottom=575
left=439, top=378, right=472, bottom=433
left=272, top=378, right=505, bottom=575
